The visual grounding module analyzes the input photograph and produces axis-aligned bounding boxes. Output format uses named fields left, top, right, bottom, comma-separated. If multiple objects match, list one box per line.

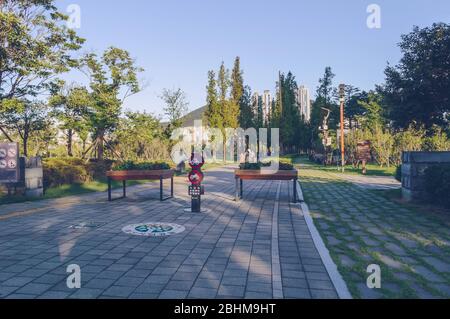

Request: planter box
left=106, top=169, right=175, bottom=201
left=234, top=169, right=299, bottom=202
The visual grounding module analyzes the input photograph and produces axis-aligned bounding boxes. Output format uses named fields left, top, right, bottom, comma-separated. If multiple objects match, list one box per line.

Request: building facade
left=296, top=85, right=311, bottom=122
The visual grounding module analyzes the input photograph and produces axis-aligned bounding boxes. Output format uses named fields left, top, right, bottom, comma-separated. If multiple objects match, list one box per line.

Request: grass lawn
left=296, top=156, right=450, bottom=299
left=281, top=154, right=397, bottom=177
left=0, top=179, right=147, bottom=206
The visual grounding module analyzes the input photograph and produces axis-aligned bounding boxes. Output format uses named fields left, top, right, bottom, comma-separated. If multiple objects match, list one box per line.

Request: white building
left=262, top=90, right=272, bottom=123
left=296, top=85, right=311, bottom=122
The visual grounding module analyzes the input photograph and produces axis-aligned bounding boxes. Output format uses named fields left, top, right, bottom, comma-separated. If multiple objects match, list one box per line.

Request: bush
left=424, top=164, right=450, bottom=208
left=43, top=158, right=91, bottom=188
left=239, top=161, right=294, bottom=171
left=395, top=165, right=402, bottom=182
left=112, top=161, right=171, bottom=171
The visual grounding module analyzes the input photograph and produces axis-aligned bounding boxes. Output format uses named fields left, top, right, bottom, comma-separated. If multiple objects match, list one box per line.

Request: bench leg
left=293, top=178, right=297, bottom=203
left=240, top=179, right=243, bottom=199
left=123, top=180, right=126, bottom=198
left=171, top=177, right=174, bottom=198
left=235, top=178, right=239, bottom=202
left=160, top=178, right=163, bottom=201
left=108, top=178, right=112, bottom=202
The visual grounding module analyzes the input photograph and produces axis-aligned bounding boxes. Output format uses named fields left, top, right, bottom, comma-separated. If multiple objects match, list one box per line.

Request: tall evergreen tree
left=239, top=86, right=254, bottom=129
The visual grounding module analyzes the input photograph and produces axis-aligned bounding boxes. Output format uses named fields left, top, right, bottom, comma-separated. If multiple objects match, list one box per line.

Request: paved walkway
left=298, top=166, right=450, bottom=299
left=0, top=166, right=337, bottom=299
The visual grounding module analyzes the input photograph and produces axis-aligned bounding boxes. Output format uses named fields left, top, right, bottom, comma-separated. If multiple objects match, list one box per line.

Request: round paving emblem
left=122, top=223, right=185, bottom=237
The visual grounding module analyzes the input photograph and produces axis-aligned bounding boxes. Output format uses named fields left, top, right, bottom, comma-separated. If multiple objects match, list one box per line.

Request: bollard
left=188, top=152, right=205, bottom=213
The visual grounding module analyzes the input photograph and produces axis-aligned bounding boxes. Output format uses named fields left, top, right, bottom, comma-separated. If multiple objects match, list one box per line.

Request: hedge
left=424, top=164, right=450, bottom=208
left=112, top=161, right=171, bottom=171
left=43, top=158, right=114, bottom=188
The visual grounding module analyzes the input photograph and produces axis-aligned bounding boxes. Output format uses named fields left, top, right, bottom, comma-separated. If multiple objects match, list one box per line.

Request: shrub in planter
left=43, top=158, right=91, bottom=188
left=424, top=164, right=450, bottom=208
left=112, top=161, right=171, bottom=171
left=239, top=161, right=294, bottom=171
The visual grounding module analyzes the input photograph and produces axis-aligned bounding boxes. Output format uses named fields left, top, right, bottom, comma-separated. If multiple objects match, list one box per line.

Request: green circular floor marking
left=122, top=223, right=185, bottom=237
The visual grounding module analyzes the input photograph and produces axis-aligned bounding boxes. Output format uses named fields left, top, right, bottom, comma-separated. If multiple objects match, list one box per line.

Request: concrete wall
left=402, top=151, right=450, bottom=201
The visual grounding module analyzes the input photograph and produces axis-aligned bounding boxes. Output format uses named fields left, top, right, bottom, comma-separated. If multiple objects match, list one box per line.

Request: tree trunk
left=23, top=135, right=28, bottom=157
left=67, top=129, right=73, bottom=157
left=97, top=130, right=104, bottom=161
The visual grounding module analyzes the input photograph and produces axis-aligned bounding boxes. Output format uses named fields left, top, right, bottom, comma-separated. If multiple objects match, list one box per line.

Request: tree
left=0, top=99, right=50, bottom=156
left=114, top=111, right=167, bottom=161
left=160, top=88, right=189, bottom=136
left=357, top=92, right=386, bottom=130
left=239, top=86, right=254, bottom=129
left=80, top=47, right=143, bottom=160
left=0, top=0, right=84, bottom=140
left=316, top=67, right=335, bottom=106
left=49, top=83, right=91, bottom=156
left=381, top=23, right=450, bottom=131
left=231, top=57, right=244, bottom=106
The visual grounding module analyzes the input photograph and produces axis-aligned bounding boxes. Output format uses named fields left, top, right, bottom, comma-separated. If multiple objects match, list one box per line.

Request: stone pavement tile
left=145, top=274, right=172, bottom=285
left=411, top=265, right=447, bottom=283
left=95, top=270, right=124, bottom=280
left=33, top=274, right=66, bottom=285
left=114, top=276, right=146, bottom=288
left=84, top=278, right=116, bottom=289
left=307, top=279, right=335, bottom=290
left=69, top=288, right=104, bottom=299
left=188, top=287, right=217, bottom=299
left=244, top=291, right=273, bottom=299
left=193, top=278, right=221, bottom=289
left=159, top=290, right=189, bottom=299
left=37, top=291, right=72, bottom=299
left=2, top=276, right=35, bottom=287
left=217, top=285, right=245, bottom=298
left=134, top=283, right=165, bottom=294
left=283, top=287, right=311, bottom=299
left=129, top=293, right=159, bottom=299
left=0, top=285, right=19, bottom=298
left=165, top=280, right=195, bottom=291
left=102, top=285, right=136, bottom=298
left=310, top=289, right=339, bottom=299
left=282, top=278, right=308, bottom=289
left=5, top=294, right=37, bottom=299
left=220, top=276, right=247, bottom=287
left=15, top=283, right=53, bottom=295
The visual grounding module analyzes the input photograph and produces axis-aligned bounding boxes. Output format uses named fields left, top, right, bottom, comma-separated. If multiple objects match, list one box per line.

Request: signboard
left=356, top=141, right=372, bottom=162
left=0, top=142, right=19, bottom=183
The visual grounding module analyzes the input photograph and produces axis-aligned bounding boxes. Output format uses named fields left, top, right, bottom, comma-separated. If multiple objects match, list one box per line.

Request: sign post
left=188, top=152, right=205, bottom=213
left=0, top=142, right=20, bottom=184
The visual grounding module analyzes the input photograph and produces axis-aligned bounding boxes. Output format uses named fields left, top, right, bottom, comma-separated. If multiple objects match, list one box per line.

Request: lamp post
left=339, top=84, right=346, bottom=173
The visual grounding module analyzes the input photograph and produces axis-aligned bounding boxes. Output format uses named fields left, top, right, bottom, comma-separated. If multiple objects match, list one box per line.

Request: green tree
left=381, top=23, right=450, bottom=131
left=239, top=85, right=254, bottom=129
left=231, top=57, right=244, bottom=106
left=0, top=0, right=84, bottom=140
left=160, top=88, right=189, bottom=137
left=114, top=111, right=167, bottom=161
left=0, top=99, right=50, bottom=156
left=49, top=83, right=91, bottom=156
left=80, top=47, right=143, bottom=160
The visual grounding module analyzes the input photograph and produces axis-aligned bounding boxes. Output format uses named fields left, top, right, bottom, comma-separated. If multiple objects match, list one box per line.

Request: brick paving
left=0, top=166, right=337, bottom=299
left=298, top=164, right=450, bottom=299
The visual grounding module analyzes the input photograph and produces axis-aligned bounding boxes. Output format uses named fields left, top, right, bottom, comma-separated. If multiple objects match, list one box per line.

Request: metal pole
left=339, top=84, right=346, bottom=173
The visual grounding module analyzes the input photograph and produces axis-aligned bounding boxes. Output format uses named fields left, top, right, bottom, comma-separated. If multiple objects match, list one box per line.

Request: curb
left=296, top=180, right=353, bottom=299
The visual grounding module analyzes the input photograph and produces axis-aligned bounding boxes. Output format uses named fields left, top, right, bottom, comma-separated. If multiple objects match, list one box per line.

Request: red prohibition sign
left=188, top=170, right=204, bottom=185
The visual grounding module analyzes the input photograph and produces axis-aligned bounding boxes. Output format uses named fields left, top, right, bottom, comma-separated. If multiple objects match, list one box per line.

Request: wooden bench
left=106, top=170, right=175, bottom=202
left=234, top=169, right=299, bottom=203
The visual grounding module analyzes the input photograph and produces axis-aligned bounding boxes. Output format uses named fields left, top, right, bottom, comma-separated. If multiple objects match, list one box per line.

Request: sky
left=56, top=0, right=450, bottom=120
